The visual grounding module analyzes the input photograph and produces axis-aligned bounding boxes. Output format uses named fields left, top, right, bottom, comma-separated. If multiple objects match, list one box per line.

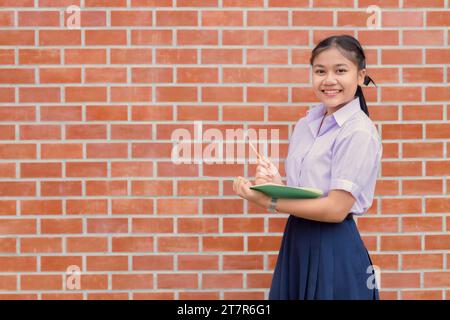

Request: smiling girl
left=233, top=35, right=382, bottom=300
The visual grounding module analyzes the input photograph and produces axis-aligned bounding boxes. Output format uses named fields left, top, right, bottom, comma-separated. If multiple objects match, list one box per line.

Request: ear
left=357, top=69, right=367, bottom=86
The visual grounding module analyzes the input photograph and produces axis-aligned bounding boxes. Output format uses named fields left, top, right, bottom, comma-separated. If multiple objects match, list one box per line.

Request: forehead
left=312, top=47, right=356, bottom=68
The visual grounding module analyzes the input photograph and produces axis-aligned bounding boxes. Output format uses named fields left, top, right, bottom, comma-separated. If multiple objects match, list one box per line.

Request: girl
left=232, top=35, right=382, bottom=300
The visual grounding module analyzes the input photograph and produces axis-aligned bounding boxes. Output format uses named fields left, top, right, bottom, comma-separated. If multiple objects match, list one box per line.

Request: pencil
left=248, top=140, right=260, bottom=158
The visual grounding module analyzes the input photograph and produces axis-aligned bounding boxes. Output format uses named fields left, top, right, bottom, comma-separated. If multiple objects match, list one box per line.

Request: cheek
left=338, top=77, right=356, bottom=90
left=312, top=77, right=321, bottom=89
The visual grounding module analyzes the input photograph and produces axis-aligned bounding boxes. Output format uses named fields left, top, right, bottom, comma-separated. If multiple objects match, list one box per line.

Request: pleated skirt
left=268, top=213, right=380, bottom=300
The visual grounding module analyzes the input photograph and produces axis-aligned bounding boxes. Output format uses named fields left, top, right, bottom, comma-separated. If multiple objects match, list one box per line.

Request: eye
left=337, top=69, right=347, bottom=73
left=315, top=70, right=325, bottom=74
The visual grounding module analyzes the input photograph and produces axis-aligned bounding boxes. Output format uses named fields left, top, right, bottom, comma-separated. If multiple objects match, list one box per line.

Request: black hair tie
left=363, top=75, right=376, bottom=86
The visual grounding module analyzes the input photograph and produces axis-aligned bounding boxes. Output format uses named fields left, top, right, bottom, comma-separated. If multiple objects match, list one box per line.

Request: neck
left=324, top=97, right=356, bottom=117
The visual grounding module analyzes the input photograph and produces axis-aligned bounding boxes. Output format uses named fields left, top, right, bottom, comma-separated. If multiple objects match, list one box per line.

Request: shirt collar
left=306, top=96, right=361, bottom=128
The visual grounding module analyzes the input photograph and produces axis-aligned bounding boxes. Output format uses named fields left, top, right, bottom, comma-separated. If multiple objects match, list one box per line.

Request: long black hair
left=309, top=35, right=376, bottom=117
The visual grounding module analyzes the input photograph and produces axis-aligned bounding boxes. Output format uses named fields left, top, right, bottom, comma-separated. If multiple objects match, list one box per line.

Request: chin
left=320, top=97, right=346, bottom=108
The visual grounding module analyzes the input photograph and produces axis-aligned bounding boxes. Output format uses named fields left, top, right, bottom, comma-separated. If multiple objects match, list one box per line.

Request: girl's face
left=312, top=47, right=366, bottom=113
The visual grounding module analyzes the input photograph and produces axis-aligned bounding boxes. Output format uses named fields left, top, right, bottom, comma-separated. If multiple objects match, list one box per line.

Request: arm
left=264, top=189, right=356, bottom=223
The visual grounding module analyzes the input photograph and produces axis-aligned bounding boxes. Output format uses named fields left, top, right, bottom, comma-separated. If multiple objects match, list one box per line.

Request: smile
left=321, top=89, right=343, bottom=97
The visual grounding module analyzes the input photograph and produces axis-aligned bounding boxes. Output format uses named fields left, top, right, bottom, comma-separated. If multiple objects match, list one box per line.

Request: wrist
left=260, top=195, right=272, bottom=209
left=267, top=197, right=278, bottom=213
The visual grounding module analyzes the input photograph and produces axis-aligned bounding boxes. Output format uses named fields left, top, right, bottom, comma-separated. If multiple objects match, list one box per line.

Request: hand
left=232, top=176, right=271, bottom=208
left=255, top=156, right=283, bottom=185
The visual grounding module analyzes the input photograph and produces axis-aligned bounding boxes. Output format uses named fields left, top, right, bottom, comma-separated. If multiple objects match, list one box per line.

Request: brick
left=0, top=68, right=34, bottom=84
left=157, top=199, right=199, bottom=214
left=112, top=274, right=153, bottom=289
left=20, top=162, right=62, bottom=178
left=32, top=104, right=63, bottom=121
left=132, top=68, right=172, bottom=83
left=0, top=30, right=34, bottom=45
left=112, top=236, right=153, bottom=252
left=178, top=255, right=218, bottom=270
left=156, top=49, right=197, bottom=64
left=65, top=49, right=106, bottom=64
left=177, top=30, right=218, bottom=45
left=66, top=199, right=108, bottom=215
left=20, top=237, right=62, bottom=253
left=402, top=253, right=443, bottom=270
left=223, top=255, right=263, bottom=270
left=66, top=162, right=107, bottom=178
left=223, top=218, right=264, bottom=233
left=41, top=181, right=82, bottom=196
left=112, top=161, right=154, bottom=177
left=133, top=255, right=174, bottom=270
left=156, top=11, right=197, bottom=26
left=0, top=219, right=36, bottom=234
left=403, top=142, right=443, bottom=158
left=65, top=124, right=106, bottom=140
left=86, top=105, right=127, bottom=121
left=131, top=30, right=172, bottom=46
left=158, top=273, right=198, bottom=289
left=111, top=198, right=153, bottom=214
left=65, top=86, right=107, bottom=102
left=0, top=181, right=36, bottom=196
left=293, top=11, right=333, bottom=26
left=111, top=48, right=152, bottom=64
left=382, top=11, right=423, bottom=27
left=132, top=218, right=173, bottom=233
left=111, top=86, right=152, bottom=102
left=87, top=218, right=128, bottom=233
left=247, top=11, right=288, bottom=26
left=202, top=11, right=243, bottom=26
left=85, top=30, right=127, bottom=45
left=41, top=218, right=82, bottom=234
left=85, top=144, right=128, bottom=159
left=85, top=68, right=127, bottom=83
left=86, top=256, right=128, bottom=271
left=176, top=105, right=218, bottom=120
left=0, top=257, right=36, bottom=272
left=178, top=218, right=219, bottom=233
left=39, top=30, right=81, bottom=46
left=404, top=30, right=444, bottom=46
left=0, top=238, right=16, bottom=253
left=203, top=273, right=243, bottom=289
left=111, top=10, right=152, bottom=26
left=67, top=237, right=108, bottom=253
left=425, top=234, right=450, bottom=250
left=21, top=200, right=62, bottom=215
left=21, top=275, right=62, bottom=290
left=158, top=236, right=199, bottom=252
left=202, top=236, right=243, bottom=251
left=381, top=235, right=421, bottom=251
left=223, top=30, right=263, bottom=45
left=381, top=198, right=422, bottom=214
left=41, top=256, right=83, bottom=272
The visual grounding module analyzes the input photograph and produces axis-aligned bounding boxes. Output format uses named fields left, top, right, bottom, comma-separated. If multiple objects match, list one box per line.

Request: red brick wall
left=0, top=0, right=449, bottom=300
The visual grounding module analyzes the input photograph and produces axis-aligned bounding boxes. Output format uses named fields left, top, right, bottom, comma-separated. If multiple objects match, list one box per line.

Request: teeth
left=323, top=90, right=340, bottom=94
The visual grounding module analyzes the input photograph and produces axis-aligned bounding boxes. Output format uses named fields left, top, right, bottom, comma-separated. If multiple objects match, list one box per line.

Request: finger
left=256, top=167, right=267, bottom=176
left=255, top=172, right=272, bottom=179
left=257, top=165, right=271, bottom=175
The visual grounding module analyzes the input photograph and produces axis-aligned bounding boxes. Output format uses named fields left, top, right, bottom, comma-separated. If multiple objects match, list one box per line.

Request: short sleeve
left=330, top=130, right=380, bottom=200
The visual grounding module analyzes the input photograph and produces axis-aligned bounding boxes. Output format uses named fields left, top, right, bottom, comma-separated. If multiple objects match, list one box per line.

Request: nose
left=323, top=72, right=337, bottom=85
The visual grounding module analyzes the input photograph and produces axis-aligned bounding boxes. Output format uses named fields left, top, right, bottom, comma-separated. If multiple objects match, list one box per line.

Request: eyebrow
left=313, top=64, right=349, bottom=68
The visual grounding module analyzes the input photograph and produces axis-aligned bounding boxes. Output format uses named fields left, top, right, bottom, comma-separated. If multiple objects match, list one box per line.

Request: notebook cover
left=250, top=183, right=323, bottom=199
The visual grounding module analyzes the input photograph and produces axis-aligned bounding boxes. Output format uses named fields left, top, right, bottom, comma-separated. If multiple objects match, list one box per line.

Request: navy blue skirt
left=269, top=213, right=379, bottom=300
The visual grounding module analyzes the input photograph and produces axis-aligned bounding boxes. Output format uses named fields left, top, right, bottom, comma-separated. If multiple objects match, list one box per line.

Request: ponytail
left=355, top=75, right=376, bottom=117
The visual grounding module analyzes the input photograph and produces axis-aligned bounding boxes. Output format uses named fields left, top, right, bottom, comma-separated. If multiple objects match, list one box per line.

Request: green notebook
left=250, top=183, right=323, bottom=199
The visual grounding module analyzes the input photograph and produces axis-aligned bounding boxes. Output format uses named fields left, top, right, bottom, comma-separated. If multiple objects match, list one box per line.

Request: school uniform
left=268, top=96, right=382, bottom=300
